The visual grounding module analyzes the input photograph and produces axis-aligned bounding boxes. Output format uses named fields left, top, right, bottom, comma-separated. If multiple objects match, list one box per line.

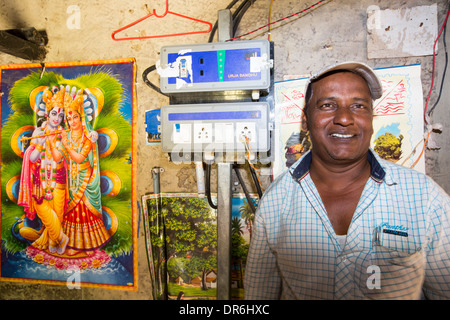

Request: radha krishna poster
left=0, top=58, right=138, bottom=290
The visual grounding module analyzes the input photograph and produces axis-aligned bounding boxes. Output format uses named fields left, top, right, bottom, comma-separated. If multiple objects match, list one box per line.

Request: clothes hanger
left=111, top=0, right=213, bottom=41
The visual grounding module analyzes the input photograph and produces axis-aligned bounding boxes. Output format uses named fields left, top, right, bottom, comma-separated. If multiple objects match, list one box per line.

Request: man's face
left=304, top=71, right=374, bottom=166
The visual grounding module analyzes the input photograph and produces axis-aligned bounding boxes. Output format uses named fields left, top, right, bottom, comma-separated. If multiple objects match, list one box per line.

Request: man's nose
left=333, top=106, right=354, bottom=126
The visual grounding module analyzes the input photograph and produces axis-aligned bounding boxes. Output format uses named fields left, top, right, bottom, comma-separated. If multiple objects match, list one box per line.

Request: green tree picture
left=143, top=194, right=257, bottom=300
left=232, top=217, right=248, bottom=291
left=374, top=132, right=404, bottom=161
left=145, top=195, right=217, bottom=299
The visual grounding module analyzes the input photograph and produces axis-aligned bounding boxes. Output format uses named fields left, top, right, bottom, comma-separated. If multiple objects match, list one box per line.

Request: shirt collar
left=289, top=148, right=386, bottom=183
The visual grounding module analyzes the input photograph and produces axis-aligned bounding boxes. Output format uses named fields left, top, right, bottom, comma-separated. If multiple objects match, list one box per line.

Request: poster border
left=0, top=58, right=138, bottom=291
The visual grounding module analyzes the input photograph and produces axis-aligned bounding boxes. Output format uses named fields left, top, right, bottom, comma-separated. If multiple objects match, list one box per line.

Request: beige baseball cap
left=306, top=61, right=383, bottom=100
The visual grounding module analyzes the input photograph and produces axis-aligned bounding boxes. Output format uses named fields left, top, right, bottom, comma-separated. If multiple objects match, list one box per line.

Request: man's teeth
left=331, top=133, right=353, bottom=138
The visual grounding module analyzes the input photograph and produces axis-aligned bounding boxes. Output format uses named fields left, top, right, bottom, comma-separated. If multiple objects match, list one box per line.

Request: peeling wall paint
left=368, top=4, right=438, bottom=58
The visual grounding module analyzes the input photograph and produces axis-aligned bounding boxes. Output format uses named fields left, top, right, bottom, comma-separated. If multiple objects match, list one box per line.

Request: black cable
left=232, top=0, right=253, bottom=37
left=232, top=0, right=250, bottom=21
left=205, top=163, right=218, bottom=209
left=233, top=166, right=257, bottom=213
left=428, top=22, right=448, bottom=116
left=208, top=21, right=219, bottom=42
left=227, top=0, right=243, bottom=11
left=142, top=64, right=169, bottom=97
left=248, top=162, right=263, bottom=198
left=208, top=0, right=248, bottom=42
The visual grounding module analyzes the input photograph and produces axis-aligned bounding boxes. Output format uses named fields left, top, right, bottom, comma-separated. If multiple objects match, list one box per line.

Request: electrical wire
left=423, top=6, right=450, bottom=123
left=232, top=0, right=253, bottom=37
left=268, top=0, right=274, bottom=41
left=248, top=163, right=263, bottom=198
left=428, top=18, right=448, bottom=116
left=400, top=136, right=425, bottom=167
left=243, top=136, right=263, bottom=198
left=410, top=130, right=432, bottom=169
left=233, top=166, right=257, bottom=213
left=402, top=6, right=450, bottom=168
left=142, top=64, right=169, bottom=96
left=227, top=0, right=329, bottom=41
left=208, top=0, right=241, bottom=42
left=205, top=162, right=218, bottom=209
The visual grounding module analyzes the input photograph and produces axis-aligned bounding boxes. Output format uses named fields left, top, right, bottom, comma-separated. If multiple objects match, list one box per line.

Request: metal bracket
left=0, top=28, right=47, bottom=61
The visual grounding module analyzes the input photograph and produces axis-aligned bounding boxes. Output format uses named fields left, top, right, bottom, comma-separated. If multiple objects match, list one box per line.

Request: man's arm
left=422, top=183, right=450, bottom=299
left=244, top=212, right=281, bottom=299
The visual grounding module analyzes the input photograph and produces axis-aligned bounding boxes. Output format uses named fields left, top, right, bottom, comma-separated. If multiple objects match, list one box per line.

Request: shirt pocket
left=372, top=244, right=424, bottom=269
left=356, top=244, right=425, bottom=299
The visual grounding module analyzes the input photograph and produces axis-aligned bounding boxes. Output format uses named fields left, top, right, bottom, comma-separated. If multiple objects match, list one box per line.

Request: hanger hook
left=152, top=0, right=169, bottom=18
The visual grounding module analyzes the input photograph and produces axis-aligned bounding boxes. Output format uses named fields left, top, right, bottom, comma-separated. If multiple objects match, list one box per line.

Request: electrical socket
left=236, top=122, right=256, bottom=144
left=193, top=123, right=213, bottom=144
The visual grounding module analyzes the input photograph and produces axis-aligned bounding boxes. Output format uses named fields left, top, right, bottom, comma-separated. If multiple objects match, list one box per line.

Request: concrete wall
left=0, top=0, right=449, bottom=300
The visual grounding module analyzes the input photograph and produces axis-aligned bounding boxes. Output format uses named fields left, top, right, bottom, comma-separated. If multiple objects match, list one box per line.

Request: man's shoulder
left=379, top=157, right=428, bottom=180
left=379, top=157, right=449, bottom=197
left=264, top=169, right=295, bottom=194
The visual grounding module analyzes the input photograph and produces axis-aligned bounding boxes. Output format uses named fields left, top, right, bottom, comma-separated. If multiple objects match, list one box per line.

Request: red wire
left=227, top=0, right=327, bottom=41
left=424, top=6, right=450, bottom=124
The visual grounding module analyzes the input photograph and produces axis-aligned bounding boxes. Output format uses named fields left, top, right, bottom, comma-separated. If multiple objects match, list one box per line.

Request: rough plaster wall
left=426, top=10, right=450, bottom=192
left=0, top=0, right=448, bottom=300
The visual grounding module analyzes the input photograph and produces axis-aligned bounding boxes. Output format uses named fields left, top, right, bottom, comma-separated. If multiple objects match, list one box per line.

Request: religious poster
left=142, top=192, right=257, bottom=300
left=273, top=64, right=425, bottom=178
left=0, top=58, right=138, bottom=290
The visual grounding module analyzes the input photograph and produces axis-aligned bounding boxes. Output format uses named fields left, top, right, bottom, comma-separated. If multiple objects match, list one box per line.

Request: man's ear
left=301, top=110, right=308, bottom=131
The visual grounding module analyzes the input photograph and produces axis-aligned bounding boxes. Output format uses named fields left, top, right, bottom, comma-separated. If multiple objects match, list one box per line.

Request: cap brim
left=309, top=61, right=383, bottom=100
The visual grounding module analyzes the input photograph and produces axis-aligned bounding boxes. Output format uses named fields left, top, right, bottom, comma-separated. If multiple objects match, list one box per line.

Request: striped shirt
left=244, top=149, right=450, bottom=299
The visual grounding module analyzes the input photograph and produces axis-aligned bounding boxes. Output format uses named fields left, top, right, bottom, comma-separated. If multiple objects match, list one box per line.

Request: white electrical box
left=160, top=102, right=270, bottom=153
left=158, top=40, right=272, bottom=93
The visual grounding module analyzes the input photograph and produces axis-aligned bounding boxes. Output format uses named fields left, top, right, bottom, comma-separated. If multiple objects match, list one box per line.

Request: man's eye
left=352, top=104, right=370, bottom=110
left=320, top=103, right=335, bottom=109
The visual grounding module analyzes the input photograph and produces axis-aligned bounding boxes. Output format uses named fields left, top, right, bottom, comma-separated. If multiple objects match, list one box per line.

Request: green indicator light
left=217, top=50, right=225, bottom=82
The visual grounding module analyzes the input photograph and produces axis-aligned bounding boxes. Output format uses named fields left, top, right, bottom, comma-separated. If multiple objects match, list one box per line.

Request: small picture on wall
left=145, top=109, right=161, bottom=145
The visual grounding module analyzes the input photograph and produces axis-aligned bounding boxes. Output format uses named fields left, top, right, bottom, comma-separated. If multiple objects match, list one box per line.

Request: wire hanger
left=111, top=0, right=213, bottom=41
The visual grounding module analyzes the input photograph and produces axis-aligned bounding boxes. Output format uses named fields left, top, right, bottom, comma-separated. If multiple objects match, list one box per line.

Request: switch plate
left=161, top=102, right=270, bottom=153
left=159, top=40, right=271, bottom=93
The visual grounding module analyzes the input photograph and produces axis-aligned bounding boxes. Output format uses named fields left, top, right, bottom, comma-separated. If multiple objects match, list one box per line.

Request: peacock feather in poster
left=0, top=59, right=137, bottom=290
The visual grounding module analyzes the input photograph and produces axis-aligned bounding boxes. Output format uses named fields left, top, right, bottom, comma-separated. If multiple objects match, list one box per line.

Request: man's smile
left=330, top=133, right=356, bottom=139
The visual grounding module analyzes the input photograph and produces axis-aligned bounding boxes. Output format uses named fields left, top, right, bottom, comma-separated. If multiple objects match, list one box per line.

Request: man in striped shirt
left=244, top=62, right=450, bottom=299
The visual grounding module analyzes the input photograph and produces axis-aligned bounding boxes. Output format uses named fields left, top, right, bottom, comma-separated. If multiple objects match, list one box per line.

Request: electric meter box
left=159, top=40, right=272, bottom=93
left=160, top=102, right=270, bottom=153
